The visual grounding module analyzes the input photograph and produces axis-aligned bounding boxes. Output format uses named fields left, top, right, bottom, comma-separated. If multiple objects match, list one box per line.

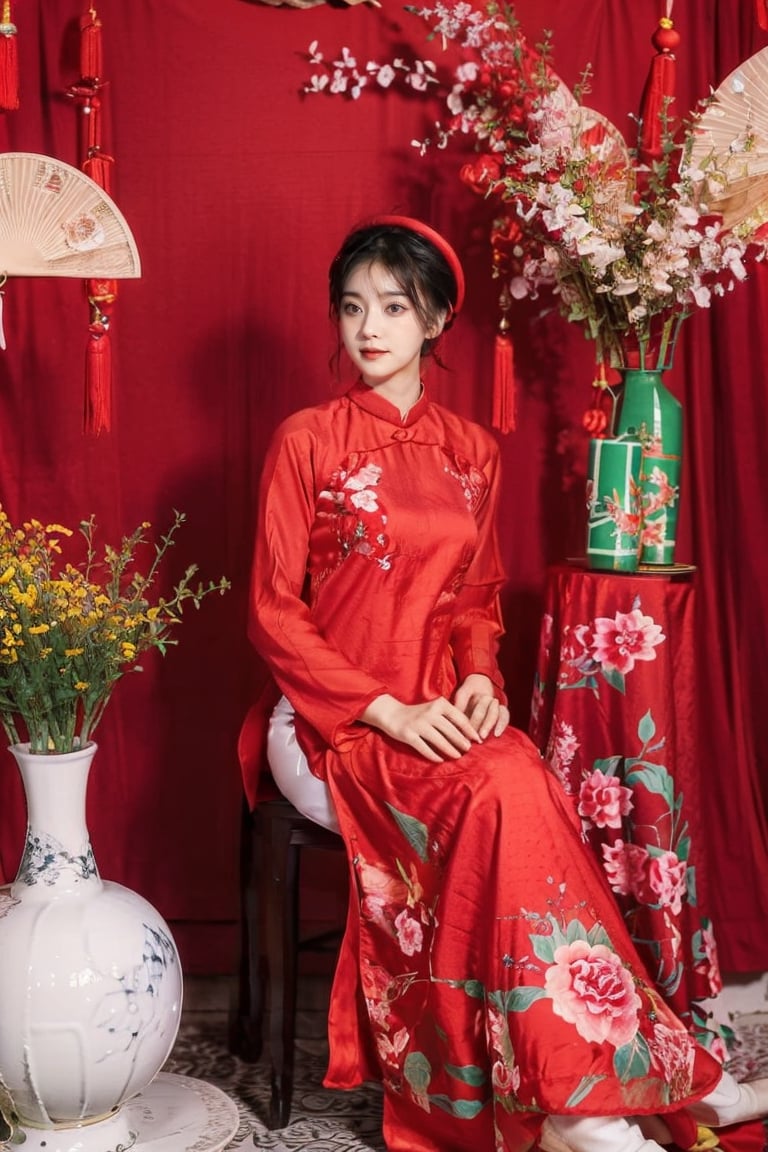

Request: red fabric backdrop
left=0, top=0, right=766, bottom=975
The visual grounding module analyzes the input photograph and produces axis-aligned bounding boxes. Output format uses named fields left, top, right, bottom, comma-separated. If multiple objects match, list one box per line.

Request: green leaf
left=385, top=804, right=429, bottom=862
left=565, top=1075, right=606, bottom=1108
left=592, top=756, right=622, bottom=777
left=600, top=665, right=626, bottom=693
left=403, top=1051, right=432, bottom=1094
left=566, top=919, right=590, bottom=945
left=531, top=933, right=556, bottom=964
left=637, top=709, right=656, bottom=744
left=445, top=1063, right=487, bottom=1087
left=624, top=763, right=673, bottom=807
left=504, top=986, right=546, bottom=1012
left=613, top=1033, right=651, bottom=1082
left=428, top=1095, right=486, bottom=1119
left=587, top=923, right=612, bottom=948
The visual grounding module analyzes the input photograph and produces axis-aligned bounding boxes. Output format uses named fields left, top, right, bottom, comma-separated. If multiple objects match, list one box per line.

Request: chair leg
left=230, top=802, right=264, bottom=1062
left=264, top=812, right=300, bottom=1130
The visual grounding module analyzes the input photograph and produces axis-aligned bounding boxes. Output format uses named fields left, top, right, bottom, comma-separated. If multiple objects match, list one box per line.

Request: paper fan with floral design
left=0, top=152, right=140, bottom=278
left=683, top=45, right=768, bottom=232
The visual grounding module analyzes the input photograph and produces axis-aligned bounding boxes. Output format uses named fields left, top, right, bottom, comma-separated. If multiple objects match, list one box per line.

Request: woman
left=244, top=216, right=768, bottom=1152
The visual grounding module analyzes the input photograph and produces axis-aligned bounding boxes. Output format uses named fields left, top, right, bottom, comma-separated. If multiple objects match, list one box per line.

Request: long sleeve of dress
left=448, top=441, right=508, bottom=703
left=248, top=415, right=390, bottom=751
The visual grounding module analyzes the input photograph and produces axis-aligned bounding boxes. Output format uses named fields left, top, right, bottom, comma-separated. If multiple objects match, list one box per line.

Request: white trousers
left=267, top=695, right=340, bottom=833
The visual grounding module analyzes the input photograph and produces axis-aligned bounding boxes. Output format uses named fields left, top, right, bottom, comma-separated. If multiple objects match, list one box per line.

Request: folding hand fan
left=684, top=45, right=768, bottom=232
left=0, top=151, right=141, bottom=278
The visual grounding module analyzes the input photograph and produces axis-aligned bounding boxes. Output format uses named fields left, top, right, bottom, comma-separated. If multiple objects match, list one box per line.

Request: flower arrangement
left=0, top=506, right=230, bottom=755
left=304, top=2, right=768, bottom=384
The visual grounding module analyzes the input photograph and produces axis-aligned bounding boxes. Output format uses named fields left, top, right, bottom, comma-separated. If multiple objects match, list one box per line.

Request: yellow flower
left=64, top=647, right=84, bottom=657
left=0, top=565, right=15, bottom=584
left=120, top=642, right=137, bottom=660
left=74, top=681, right=90, bottom=691
left=28, top=623, right=50, bottom=635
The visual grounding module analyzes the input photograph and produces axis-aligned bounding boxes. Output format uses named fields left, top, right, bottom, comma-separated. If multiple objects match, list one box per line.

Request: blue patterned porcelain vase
left=0, top=742, right=183, bottom=1152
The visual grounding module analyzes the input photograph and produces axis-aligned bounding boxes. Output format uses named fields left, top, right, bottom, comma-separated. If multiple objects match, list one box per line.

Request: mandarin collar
left=347, top=379, right=429, bottom=427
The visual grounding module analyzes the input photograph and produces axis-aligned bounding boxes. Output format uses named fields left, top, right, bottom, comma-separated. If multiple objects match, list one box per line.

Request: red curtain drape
left=0, top=0, right=765, bottom=975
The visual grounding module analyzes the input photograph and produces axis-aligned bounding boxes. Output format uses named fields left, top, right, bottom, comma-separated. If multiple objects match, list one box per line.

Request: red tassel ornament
left=638, top=6, right=681, bottom=166
left=84, top=148, right=114, bottom=195
left=0, top=0, right=19, bottom=112
left=85, top=278, right=116, bottom=436
left=492, top=285, right=516, bottom=434
left=79, top=8, right=103, bottom=83
left=492, top=332, right=515, bottom=434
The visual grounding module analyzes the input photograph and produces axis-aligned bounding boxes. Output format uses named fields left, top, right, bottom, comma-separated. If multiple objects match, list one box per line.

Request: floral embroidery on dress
left=442, top=450, right=488, bottom=514
left=309, top=453, right=392, bottom=582
left=351, top=802, right=700, bottom=1120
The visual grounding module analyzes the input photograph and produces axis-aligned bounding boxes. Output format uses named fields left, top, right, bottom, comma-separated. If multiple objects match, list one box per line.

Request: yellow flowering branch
left=0, top=507, right=230, bottom=754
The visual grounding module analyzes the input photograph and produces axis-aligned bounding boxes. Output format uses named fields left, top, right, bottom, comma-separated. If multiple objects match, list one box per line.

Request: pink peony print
left=491, top=1059, right=520, bottom=1097
left=358, top=857, right=410, bottom=931
left=578, top=771, right=633, bottom=829
left=695, top=923, right=723, bottom=998
left=647, top=1022, right=696, bottom=1101
left=545, top=940, right=642, bottom=1048
left=602, top=839, right=649, bottom=896
left=394, top=909, right=424, bottom=956
left=645, top=851, right=687, bottom=916
left=591, top=608, right=665, bottom=675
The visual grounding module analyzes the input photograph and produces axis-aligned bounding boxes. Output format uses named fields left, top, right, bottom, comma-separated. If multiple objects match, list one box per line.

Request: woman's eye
left=386, top=303, right=406, bottom=315
left=342, top=302, right=361, bottom=315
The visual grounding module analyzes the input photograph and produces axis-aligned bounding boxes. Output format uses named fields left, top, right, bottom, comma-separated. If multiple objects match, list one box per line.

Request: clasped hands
left=360, top=674, right=510, bottom=763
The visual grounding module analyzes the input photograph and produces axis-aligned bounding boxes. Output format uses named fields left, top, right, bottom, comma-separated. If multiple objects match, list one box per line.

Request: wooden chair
left=232, top=797, right=345, bottom=1129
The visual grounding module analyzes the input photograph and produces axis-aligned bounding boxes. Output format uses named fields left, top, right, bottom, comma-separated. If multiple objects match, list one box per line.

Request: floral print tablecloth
left=529, top=563, right=725, bottom=1057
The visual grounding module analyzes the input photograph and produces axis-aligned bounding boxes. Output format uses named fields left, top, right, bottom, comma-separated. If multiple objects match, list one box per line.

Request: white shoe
left=539, top=1115, right=666, bottom=1152
left=688, top=1070, right=768, bottom=1127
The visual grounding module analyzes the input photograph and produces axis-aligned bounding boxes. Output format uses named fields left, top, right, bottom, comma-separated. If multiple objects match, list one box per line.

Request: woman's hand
left=360, top=693, right=482, bottom=763
left=453, top=674, right=510, bottom=739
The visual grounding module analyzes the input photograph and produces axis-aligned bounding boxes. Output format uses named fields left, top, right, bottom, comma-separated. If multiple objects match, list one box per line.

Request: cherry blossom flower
left=591, top=608, right=665, bottom=675
left=303, top=1, right=768, bottom=375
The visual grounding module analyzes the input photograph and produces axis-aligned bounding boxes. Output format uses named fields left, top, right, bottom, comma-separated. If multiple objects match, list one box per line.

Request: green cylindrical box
left=586, top=436, right=643, bottom=571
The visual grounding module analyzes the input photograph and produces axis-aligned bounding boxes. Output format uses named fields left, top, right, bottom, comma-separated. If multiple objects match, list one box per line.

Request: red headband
left=368, top=214, right=466, bottom=315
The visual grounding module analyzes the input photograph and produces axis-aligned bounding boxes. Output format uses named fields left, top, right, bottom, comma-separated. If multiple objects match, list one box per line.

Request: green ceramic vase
left=586, top=435, right=644, bottom=571
left=614, top=369, right=682, bottom=566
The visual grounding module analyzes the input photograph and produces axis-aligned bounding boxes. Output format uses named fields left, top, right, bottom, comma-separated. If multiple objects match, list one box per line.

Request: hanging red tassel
left=0, top=0, right=19, bottom=112
left=637, top=7, right=681, bottom=166
left=79, top=7, right=103, bottom=83
left=85, top=279, right=115, bottom=435
left=492, top=281, right=516, bottom=434
left=71, top=4, right=121, bottom=436
left=492, top=311, right=516, bottom=434
left=84, top=148, right=114, bottom=195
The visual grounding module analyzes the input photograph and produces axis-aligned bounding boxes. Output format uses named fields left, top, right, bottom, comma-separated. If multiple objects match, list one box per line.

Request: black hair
left=328, top=223, right=459, bottom=360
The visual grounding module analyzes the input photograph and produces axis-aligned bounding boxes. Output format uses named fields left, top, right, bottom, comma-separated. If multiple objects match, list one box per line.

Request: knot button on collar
left=391, top=428, right=412, bottom=441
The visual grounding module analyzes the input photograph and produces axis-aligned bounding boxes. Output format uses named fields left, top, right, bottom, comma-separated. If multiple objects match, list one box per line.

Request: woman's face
left=339, top=261, right=442, bottom=394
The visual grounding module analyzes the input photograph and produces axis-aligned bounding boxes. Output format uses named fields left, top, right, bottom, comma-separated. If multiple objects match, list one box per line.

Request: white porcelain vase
left=0, top=741, right=183, bottom=1149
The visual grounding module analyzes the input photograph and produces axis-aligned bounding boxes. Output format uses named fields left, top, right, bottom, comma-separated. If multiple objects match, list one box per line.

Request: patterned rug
left=165, top=1020, right=385, bottom=1151
left=164, top=1009, right=768, bottom=1151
